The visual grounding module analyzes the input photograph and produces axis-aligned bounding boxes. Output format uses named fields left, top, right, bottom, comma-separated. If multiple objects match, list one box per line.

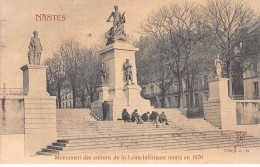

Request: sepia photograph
left=0, top=0, right=259, bottom=164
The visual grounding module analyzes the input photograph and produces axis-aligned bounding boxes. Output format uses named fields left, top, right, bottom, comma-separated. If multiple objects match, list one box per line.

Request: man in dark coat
left=122, top=109, right=131, bottom=122
left=141, top=112, right=150, bottom=122
left=159, top=112, right=169, bottom=125
left=131, top=109, right=143, bottom=124
left=150, top=111, right=160, bottom=128
left=102, top=101, right=109, bottom=121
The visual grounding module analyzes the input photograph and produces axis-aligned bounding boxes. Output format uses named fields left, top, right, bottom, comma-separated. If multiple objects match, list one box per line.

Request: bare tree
left=60, top=40, right=82, bottom=108
left=141, top=2, right=202, bottom=108
left=204, top=0, right=259, bottom=77
left=80, top=47, right=102, bottom=103
left=45, top=53, right=66, bottom=108
left=135, top=36, right=173, bottom=108
left=204, top=0, right=260, bottom=97
left=185, top=40, right=216, bottom=107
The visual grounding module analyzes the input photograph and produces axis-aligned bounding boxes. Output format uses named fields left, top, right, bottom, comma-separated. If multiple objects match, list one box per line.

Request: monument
left=91, top=6, right=154, bottom=120
left=28, top=31, right=43, bottom=65
left=105, top=6, right=128, bottom=45
left=20, top=31, right=57, bottom=156
left=215, top=54, right=223, bottom=78
left=203, top=54, right=233, bottom=129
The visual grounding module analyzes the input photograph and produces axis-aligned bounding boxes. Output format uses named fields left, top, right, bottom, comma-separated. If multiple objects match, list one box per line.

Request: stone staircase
left=36, top=109, right=260, bottom=155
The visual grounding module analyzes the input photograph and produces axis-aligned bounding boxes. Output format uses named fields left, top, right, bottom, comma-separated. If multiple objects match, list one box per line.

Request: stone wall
left=0, top=96, right=24, bottom=134
left=236, top=101, right=260, bottom=125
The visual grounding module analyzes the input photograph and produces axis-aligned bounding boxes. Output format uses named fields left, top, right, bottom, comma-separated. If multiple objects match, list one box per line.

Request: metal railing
left=0, top=88, right=24, bottom=96
left=231, top=95, right=260, bottom=100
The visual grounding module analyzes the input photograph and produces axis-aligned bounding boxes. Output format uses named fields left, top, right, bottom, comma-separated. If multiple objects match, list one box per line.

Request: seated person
left=131, top=109, right=143, bottom=124
left=141, top=112, right=150, bottom=122
left=122, top=109, right=131, bottom=122
left=150, top=111, right=160, bottom=128
left=159, top=111, right=169, bottom=125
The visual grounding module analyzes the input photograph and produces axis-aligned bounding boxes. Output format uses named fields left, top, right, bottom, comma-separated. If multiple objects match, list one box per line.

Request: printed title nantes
left=36, top=14, right=66, bottom=21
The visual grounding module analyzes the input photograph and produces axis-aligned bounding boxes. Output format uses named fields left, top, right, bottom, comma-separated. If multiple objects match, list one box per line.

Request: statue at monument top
left=105, top=6, right=128, bottom=45
left=123, top=59, right=134, bottom=85
left=28, top=31, right=43, bottom=65
left=215, top=54, right=223, bottom=78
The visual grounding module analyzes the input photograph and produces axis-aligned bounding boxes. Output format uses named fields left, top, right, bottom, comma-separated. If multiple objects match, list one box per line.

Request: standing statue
left=215, top=54, right=223, bottom=78
left=123, top=59, right=134, bottom=85
left=101, top=61, right=109, bottom=85
left=105, top=6, right=128, bottom=45
left=28, top=45, right=34, bottom=64
left=28, top=31, right=43, bottom=65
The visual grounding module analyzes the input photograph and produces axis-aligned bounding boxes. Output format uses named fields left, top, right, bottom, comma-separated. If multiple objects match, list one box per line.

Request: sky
left=0, top=0, right=259, bottom=88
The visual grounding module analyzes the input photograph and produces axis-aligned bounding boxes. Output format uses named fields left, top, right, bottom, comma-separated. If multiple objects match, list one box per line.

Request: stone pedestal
left=203, top=78, right=236, bottom=129
left=20, top=65, right=50, bottom=96
left=91, top=42, right=154, bottom=120
left=208, top=78, right=230, bottom=101
left=21, top=64, right=57, bottom=156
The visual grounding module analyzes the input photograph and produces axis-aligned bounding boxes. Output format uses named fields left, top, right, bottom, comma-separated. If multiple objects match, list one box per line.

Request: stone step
left=56, top=134, right=260, bottom=148
left=50, top=135, right=239, bottom=150
left=164, top=140, right=260, bottom=151
left=56, top=131, right=229, bottom=140
left=36, top=109, right=260, bottom=155
left=127, top=138, right=260, bottom=150
left=57, top=124, right=217, bottom=130
left=57, top=121, right=217, bottom=128
left=41, top=148, right=59, bottom=154
left=56, top=130, right=230, bottom=139
left=57, top=131, right=237, bottom=142
left=36, top=151, right=56, bottom=156
left=56, top=124, right=218, bottom=130
left=41, top=137, right=260, bottom=155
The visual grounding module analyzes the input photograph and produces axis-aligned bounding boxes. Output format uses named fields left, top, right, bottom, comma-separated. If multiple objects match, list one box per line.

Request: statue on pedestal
left=123, top=59, right=134, bottom=85
left=105, top=6, right=128, bottom=45
left=215, top=54, right=223, bottom=78
left=28, top=31, right=43, bottom=65
left=100, top=61, right=109, bottom=85
left=28, top=45, right=34, bottom=64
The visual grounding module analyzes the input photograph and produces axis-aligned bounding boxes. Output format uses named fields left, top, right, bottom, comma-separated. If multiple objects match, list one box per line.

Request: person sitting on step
left=159, top=111, right=169, bottom=125
left=150, top=111, right=160, bottom=128
left=141, top=111, right=150, bottom=122
left=122, top=108, right=131, bottom=122
left=131, top=109, right=143, bottom=124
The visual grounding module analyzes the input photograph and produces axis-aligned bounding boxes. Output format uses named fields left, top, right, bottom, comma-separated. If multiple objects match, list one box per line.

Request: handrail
left=231, top=95, right=260, bottom=100
left=0, top=88, right=24, bottom=96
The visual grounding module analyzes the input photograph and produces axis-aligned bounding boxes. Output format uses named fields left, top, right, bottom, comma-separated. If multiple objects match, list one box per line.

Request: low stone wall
left=0, top=96, right=24, bottom=134
left=204, top=98, right=260, bottom=137
left=236, top=101, right=260, bottom=125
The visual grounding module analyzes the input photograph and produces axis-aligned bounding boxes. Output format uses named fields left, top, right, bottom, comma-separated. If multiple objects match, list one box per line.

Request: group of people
left=122, top=109, right=169, bottom=128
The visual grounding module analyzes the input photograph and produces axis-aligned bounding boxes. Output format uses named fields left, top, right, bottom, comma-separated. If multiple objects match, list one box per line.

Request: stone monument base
left=21, top=64, right=57, bottom=156
left=203, top=78, right=235, bottom=129
left=91, top=85, right=154, bottom=121
left=91, top=41, right=154, bottom=121
left=24, top=95, right=57, bottom=156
